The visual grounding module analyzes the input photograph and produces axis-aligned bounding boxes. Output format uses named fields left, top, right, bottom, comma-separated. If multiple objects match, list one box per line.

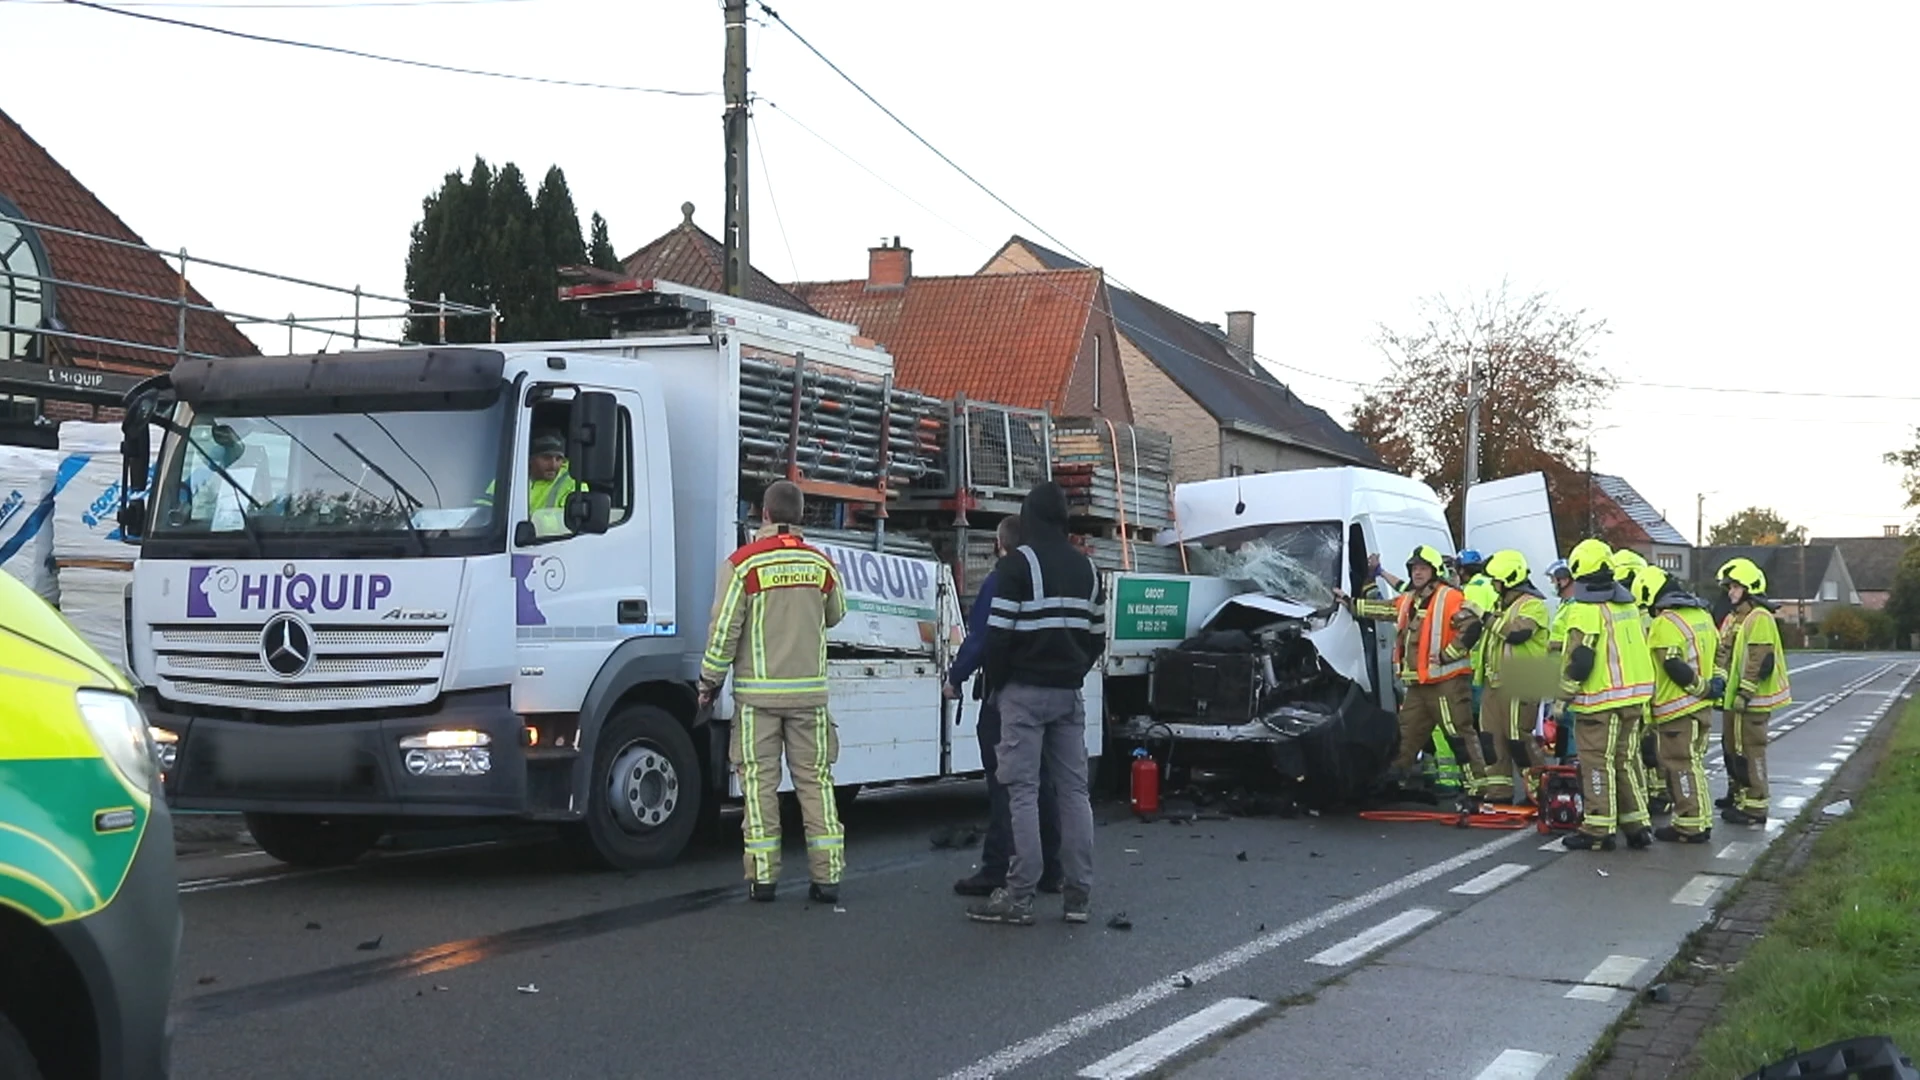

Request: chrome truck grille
left=150, top=623, right=449, bottom=710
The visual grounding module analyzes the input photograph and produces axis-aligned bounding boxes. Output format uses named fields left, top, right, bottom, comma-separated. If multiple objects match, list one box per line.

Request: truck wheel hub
left=609, top=743, right=678, bottom=830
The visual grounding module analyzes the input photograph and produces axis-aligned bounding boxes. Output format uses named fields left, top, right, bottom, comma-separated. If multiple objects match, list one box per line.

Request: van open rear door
left=1464, top=473, right=1560, bottom=603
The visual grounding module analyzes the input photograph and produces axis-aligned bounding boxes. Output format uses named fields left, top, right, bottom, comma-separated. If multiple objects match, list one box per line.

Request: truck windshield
left=149, top=403, right=506, bottom=544
left=1189, top=521, right=1343, bottom=605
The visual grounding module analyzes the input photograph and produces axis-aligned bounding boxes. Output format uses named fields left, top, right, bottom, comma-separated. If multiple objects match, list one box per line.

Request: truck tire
left=571, top=705, right=702, bottom=870
left=0, top=1014, right=45, bottom=1080
left=245, top=813, right=383, bottom=868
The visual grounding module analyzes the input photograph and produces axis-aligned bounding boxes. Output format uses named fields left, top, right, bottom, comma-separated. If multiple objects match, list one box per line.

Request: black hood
left=1020, top=481, right=1071, bottom=539
left=1652, top=581, right=1707, bottom=612
left=1573, top=573, right=1633, bottom=604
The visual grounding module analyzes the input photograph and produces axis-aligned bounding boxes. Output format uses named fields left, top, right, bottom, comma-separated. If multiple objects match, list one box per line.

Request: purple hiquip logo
left=187, top=564, right=393, bottom=619
left=513, top=555, right=566, bottom=626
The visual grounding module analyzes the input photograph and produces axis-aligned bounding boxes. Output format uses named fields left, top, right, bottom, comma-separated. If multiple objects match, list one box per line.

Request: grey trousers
left=995, top=682, right=1095, bottom=900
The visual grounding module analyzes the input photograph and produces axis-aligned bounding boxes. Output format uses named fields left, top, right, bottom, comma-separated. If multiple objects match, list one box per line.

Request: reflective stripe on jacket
left=1717, top=604, right=1792, bottom=711
left=700, top=525, right=846, bottom=707
left=1560, top=599, right=1655, bottom=713
left=1649, top=605, right=1717, bottom=721
left=1387, top=583, right=1473, bottom=684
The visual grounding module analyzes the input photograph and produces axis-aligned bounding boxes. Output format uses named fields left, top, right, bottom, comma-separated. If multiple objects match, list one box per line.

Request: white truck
left=116, top=284, right=1100, bottom=870
left=1097, top=467, right=1559, bottom=802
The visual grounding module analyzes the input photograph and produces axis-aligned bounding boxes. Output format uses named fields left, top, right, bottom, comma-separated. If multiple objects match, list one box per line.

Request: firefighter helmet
left=1719, top=557, right=1767, bottom=595
left=1457, top=548, right=1485, bottom=569
left=1631, top=565, right=1669, bottom=609
left=1484, top=550, right=1529, bottom=590
left=1568, top=538, right=1614, bottom=580
left=1408, top=545, right=1446, bottom=574
left=1547, top=558, right=1571, bottom=581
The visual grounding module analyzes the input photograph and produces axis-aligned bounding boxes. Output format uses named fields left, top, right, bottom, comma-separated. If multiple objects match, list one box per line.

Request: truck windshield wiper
left=332, top=433, right=431, bottom=556
left=172, top=424, right=266, bottom=557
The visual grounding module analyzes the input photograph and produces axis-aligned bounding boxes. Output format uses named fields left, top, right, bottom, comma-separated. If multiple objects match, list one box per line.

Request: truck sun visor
left=168, top=348, right=508, bottom=409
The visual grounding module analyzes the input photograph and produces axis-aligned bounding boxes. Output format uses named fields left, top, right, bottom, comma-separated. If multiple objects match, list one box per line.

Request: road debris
left=1646, top=983, right=1671, bottom=1004
left=305, top=922, right=322, bottom=931
left=1824, top=799, right=1853, bottom=817
left=517, top=984, right=540, bottom=995
left=1173, top=974, right=1194, bottom=989
left=356, top=935, right=384, bottom=951
left=1236, top=851, right=1249, bottom=862
left=1106, top=913, right=1133, bottom=931
left=1596, top=869, right=1609, bottom=878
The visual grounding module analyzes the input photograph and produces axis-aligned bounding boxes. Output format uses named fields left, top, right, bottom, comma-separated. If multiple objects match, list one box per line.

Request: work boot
left=1714, top=793, right=1736, bottom=810
left=749, top=882, right=777, bottom=902
left=1562, top=832, right=1617, bottom=852
left=808, top=882, right=839, bottom=905
left=1625, top=828, right=1655, bottom=850
left=1721, top=806, right=1767, bottom=827
left=1655, top=826, right=1711, bottom=844
left=953, top=872, right=1003, bottom=897
left=1063, top=887, right=1091, bottom=924
left=966, top=888, right=1035, bottom=927
left=1649, top=795, right=1674, bottom=816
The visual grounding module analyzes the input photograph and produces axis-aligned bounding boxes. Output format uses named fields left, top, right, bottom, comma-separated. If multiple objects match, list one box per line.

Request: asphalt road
left=166, top=654, right=1918, bottom=1080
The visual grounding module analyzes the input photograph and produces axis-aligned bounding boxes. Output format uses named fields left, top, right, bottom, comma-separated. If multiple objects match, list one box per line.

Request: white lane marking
left=1800, top=777, right=1830, bottom=787
left=1541, top=838, right=1568, bottom=852
left=1789, top=658, right=1844, bottom=674
left=221, top=850, right=270, bottom=859
left=1476, top=1048, right=1554, bottom=1080
left=1767, top=818, right=1786, bottom=834
left=1778, top=795, right=1808, bottom=812
left=1451, top=863, right=1532, bottom=896
left=1840, top=736, right=1860, bottom=745
left=1563, top=954, right=1649, bottom=1002
left=1716, top=841, right=1757, bottom=860
left=939, top=829, right=1536, bottom=1080
left=1307, top=908, right=1443, bottom=967
left=1831, top=750, right=1853, bottom=761
left=1075, top=998, right=1268, bottom=1080
left=1815, top=762, right=1839, bottom=772
left=1673, top=874, right=1730, bottom=906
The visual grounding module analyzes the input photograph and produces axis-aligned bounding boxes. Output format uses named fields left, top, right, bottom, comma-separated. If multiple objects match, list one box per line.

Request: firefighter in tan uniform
left=1350, top=545, right=1489, bottom=807
left=1712, top=557, right=1792, bottom=826
left=698, top=481, right=848, bottom=903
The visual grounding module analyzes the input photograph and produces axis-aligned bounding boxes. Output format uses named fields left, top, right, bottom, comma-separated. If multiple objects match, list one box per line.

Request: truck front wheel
left=571, top=705, right=702, bottom=870
left=244, top=813, right=384, bottom=868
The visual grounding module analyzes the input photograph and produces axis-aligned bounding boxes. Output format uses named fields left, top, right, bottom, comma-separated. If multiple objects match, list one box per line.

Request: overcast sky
left=6, top=0, right=1917, bottom=541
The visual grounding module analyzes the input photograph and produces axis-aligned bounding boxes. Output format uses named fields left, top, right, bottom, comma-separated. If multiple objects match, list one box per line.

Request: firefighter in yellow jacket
left=1478, top=550, right=1552, bottom=804
left=1553, top=539, right=1656, bottom=851
left=1713, top=557, right=1792, bottom=826
left=1609, top=549, right=1668, bottom=813
left=699, top=480, right=849, bottom=903
left=1351, top=545, right=1489, bottom=806
left=1633, top=566, right=1718, bottom=843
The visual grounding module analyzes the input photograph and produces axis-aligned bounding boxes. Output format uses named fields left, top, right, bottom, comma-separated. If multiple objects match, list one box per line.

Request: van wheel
left=570, top=705, right=701, bottom=870
left=244, top=813, right=383, bottom=868
left=834, top=784, right=861, bottom=807
left=0, top=1014, right=45, bottom=1080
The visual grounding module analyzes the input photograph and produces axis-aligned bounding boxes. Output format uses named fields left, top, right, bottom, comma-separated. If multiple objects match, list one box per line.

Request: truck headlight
left=76, top=690, right=157, bottom=791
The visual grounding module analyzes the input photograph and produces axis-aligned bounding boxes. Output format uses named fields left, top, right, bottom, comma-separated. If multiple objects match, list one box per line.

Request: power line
left=1611, top=377, right=1920, bottom=403
left=754, top=2, right=1371, bottom=399
left=11, top=0, right=533, bottom=6
left=748, top=106, right=799, bottom=282
left=60, top=0, right=719, bottom=96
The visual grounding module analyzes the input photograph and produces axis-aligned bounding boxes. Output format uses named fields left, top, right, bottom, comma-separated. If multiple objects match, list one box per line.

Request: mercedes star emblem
left=261, top=614, right=314, bottom=678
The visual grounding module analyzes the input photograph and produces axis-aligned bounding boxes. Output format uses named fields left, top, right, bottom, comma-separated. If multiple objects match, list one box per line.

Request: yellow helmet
left=1484, top=549, right=1529, bottom=590
left=1630, top=564, right=1669, bottom=609
left=1719, top=557, right=1766, bottom=594
left=1408, top=545, right=1446, bottom=574
left=1609, top=549, right=1646, bottom=574
left=1567, top=538, right=1613, bottom=580
left=1464, top=580, right=1501, bottom=615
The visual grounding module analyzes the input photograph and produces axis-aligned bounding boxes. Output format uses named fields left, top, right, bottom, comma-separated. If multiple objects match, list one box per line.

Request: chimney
left=1225, top=311, right=1256, bottom=371
left=867, top=236, right=911, bottom=291
left=1886, top=525, right=1903, bottom=538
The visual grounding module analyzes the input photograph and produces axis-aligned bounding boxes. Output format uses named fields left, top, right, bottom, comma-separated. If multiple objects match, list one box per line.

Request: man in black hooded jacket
left=967, top=482, right=1105, bottom=927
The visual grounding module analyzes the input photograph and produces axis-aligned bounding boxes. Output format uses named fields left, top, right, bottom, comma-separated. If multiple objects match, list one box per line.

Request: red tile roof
left=621, top=207, right=817, bottom=315
left=789, top=269, right=1097, bottom=411
left=0, top=108, right=259, bottom=370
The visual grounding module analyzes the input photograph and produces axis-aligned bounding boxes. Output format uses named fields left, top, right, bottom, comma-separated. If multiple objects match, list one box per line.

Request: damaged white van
left=1100, top=467, right=1558, bottom=806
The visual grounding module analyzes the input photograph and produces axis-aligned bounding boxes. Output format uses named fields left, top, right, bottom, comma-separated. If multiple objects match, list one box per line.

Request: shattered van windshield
left=1189, top=521, right=1342, bottom=608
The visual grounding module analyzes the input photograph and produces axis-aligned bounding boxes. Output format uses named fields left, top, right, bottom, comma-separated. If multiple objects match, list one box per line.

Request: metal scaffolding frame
left=0, top=211, right=498, bottom=406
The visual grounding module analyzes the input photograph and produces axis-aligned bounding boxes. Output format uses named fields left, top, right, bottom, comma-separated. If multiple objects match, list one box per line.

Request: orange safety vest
left=1393, top=583, right=1473, bottom=684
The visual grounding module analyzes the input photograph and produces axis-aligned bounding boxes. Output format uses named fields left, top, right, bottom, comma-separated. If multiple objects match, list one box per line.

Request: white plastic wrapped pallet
left=53, top=421, right=152, bottom=675
left=0, top=445, right=61, bottom=602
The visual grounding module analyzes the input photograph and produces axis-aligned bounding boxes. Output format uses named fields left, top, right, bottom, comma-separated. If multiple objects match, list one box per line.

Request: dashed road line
left=1563, top=955, right=1648, bottom=1003
left=1450, top=863, right=1532, bottom=896
left=1672, top=874, right=1730, bottom=906
left=1075, top=998, right=1268, bottom=1080
left=1475, top=1048, right=1554, bottom=1080
left=1716, top=841, right=1757, bottom=861
left=1306, top=908, right=1443, bottom=967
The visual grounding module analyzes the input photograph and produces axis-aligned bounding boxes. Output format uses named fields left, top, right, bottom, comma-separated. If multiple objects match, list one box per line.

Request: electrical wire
left=1610, top=378, right=1920, bottom=403
left=748, top=108, right=801, bottom=285
left=11, top=0, right=534, bottom=6
left=60, top=0, right=720, bottom=96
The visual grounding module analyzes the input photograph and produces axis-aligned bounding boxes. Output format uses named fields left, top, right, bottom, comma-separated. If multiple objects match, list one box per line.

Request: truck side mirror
left=567, top=392, right=620, bottom=489
left=564, top=491, right=612, bottom=535
left=118, top=493, right=147, bottom=544
left=118, top=412, right=152, bottom=544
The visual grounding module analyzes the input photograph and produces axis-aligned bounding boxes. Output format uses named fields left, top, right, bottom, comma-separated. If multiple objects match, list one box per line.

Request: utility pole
left=1585, top=439, right=1595, bottom=538
left=1696, top=492, right=1706, bottom=548
left=722, top=0, right=750, bottom=298
left=1462, top=356, right=1483, bottom=490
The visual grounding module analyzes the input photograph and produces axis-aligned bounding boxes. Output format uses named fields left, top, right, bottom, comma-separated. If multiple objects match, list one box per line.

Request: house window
left=1091, top=334, right=1102, bottom=411
left=0, top=194, right=54, bottom=363
left=1822, top=579, right=1838, bottom=602
left=1655, top=553, right=1681, bottom=571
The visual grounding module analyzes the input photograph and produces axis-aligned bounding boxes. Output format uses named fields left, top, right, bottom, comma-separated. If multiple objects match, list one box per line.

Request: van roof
left=1168, top=466, right=1442, bottom=546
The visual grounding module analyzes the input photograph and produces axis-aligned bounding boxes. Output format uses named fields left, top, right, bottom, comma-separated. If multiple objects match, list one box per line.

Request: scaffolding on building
left=0, top=210, right=498, bottom=411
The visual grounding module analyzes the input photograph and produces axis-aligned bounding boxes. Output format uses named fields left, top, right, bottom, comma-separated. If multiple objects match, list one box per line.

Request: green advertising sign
left=1115, top=578, right=1191, bottom=641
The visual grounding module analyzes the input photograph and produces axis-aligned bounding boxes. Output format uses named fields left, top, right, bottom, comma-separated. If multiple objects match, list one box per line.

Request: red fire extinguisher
left=1130, top=747, right=1161, bottom=816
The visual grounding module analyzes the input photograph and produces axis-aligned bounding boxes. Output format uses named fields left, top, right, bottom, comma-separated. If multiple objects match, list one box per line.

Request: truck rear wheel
left=0, top=1013, right=45, bottom=1080
left=244, top=813, right=384, bottom=868
left=571, top=704, right=702, bottom=870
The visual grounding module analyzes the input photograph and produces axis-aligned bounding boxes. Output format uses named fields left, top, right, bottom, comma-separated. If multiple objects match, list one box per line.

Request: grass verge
left=1689, top=693, right=1920, bottom=1078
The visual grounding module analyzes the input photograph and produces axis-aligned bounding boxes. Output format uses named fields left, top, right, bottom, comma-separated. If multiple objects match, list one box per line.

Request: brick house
left=1694, top=543, right=1861, bottom=628
left=0, top=107, right=257, bottom=445
left=1810, top=532, right=1914, bottom=611
left=788, top=239, right=1130, bottom=421
left=618, top=202, right=818, bottom=316
left=980, top=236, right=1378, bottom=481
left=1589, top=473, right=1694, bottom=579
